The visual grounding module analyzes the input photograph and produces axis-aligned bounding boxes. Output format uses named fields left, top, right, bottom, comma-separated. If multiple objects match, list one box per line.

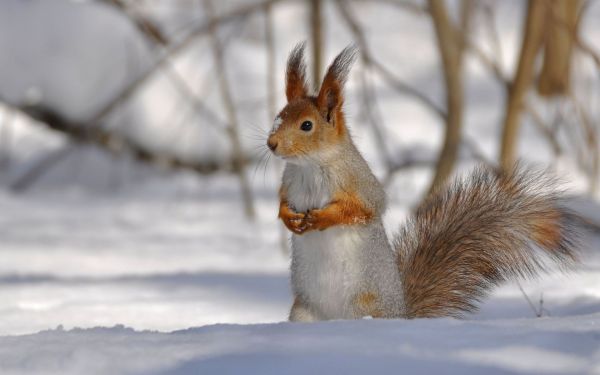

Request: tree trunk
left=426, top=0, right=469, bottom=195
left=499, top=0, right=546, bottom=169
left=310, top=0, right=323, bottom=90
left=537, top=0, right=581, bottom=97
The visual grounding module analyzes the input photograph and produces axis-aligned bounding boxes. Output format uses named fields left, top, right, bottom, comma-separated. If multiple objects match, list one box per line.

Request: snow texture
left=0, top=0, right=600, bottom=374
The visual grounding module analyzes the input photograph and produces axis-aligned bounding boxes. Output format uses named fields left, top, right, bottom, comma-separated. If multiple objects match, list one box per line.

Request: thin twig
left=524, top=101, right=563, bottom=156
left=87, top=0, right=286, bottom=127
left=103, top=0, right=231, bottom=130
left=5, top=104, right=242, bottom=191
left=10, top=144, right=78, bottom=191
left=334, top=1, right=394, bottom=172
left=0, top=106, right=14, bottom=171
left=205, top=0, right=256, bottom=219
left=517, top=282, right=542, bottom=317
left=264, top=2, right=289, bottom=253
left=335, top=0, right=446, bottom=119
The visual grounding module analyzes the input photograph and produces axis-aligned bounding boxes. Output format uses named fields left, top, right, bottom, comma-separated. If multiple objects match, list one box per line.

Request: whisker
left=252, top=148, right=269, bottom=183
left=263, top=152, right=273, bottom=186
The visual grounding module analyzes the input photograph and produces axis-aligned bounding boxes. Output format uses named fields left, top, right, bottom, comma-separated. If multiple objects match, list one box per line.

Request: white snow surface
left=0, top=176, right=599, bottom=375
left=1, top=0, right=600, bottom=374
left=2, top=316, right=600, bottom=375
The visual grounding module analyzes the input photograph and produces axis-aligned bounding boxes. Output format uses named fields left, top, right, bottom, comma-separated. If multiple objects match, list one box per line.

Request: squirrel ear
left=285, top=42, right=309, bottom=102
left=316, top=45, right=358, bottom=122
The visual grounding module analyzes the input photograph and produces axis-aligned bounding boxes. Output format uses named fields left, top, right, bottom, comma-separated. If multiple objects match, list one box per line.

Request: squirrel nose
left=267, top=137, right=278, bottom=151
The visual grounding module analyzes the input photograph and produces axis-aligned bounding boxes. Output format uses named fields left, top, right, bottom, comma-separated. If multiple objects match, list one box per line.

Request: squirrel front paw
left=279, top=204, right=309, bottom=234
left=304, top=209, right=331, bottom=232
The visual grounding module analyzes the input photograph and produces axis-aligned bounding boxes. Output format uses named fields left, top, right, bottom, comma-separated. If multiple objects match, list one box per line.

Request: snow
left=0, top=175, right=599, bottom=374
left=0, top=0, right=600, bottom=374
left=271, top=115, right=283, bottom=133
left=1, top=316, right=600, bottom=375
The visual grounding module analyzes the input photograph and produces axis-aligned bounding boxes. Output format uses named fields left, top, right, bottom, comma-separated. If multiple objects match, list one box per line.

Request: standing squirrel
left=267, top=43, right=578, bottom=322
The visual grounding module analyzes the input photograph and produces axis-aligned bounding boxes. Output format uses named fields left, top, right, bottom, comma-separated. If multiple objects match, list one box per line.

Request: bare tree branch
left=0, top=106, right=14, bottom=171
left=537, top=0, right=581, bottom=96
left=204, top=0, right=256, bottom=219
left=570, top=90, right=600, bottom=194
left=336, top=0, right=446, bottom=120
left=524, top=102, right=563, bottom=156
left=101, top=0, right=169, bottom=45
left=10, top=144, right=78, bottom=192
left=352, top=0, right=427, bottom=15
left=425, top=0, right=470, bottom=195
left=334, top=1, right=394, bottom=173
left=86, top=0, right=286, bottom=128
left=264, top=4, right=290, bottom=254
left=499, top=0, right=546, bottom=169
left=6, top=104, right=242, bottom=191
left=310, top=0, right=324, bottom=90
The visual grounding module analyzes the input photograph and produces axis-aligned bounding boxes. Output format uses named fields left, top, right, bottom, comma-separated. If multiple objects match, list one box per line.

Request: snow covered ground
left=0, top=173, right=599, bottom=374
left=1, top=0, right=600, bottom=373
left=2, top=316, right=600, bottom=375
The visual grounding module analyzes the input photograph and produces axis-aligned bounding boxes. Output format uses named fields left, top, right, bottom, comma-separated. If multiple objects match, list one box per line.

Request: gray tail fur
left=395, top=165, right=579, bottom=318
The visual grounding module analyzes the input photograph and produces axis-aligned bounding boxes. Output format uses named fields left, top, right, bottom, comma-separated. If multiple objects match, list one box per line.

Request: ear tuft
left=286, top=42, right=309, bottom=102
left=326, top=44, right=358, bottom=88
left=316, top=44, right=358, bottom=120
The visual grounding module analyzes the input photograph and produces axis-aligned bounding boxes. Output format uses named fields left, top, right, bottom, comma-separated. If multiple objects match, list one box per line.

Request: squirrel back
left=396, top=165, right=578, bottom=318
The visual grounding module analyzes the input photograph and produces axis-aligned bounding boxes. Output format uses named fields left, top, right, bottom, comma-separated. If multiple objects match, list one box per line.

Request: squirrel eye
left=300, top=121, right=313, bottom=132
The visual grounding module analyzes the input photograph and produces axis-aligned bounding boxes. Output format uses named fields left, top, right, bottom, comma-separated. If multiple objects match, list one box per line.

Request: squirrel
left=266, top=43, right=579, bottom=322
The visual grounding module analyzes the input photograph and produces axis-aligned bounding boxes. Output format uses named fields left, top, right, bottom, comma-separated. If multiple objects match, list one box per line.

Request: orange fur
left=267, top=98, right=347, bottom=160
left=279, top=187, right=306, bottom=234
left=530, top=209, right=563, bottom=250
left=353, top=292, right=383, bottom=318
left=302, top=191, right=373, bottom=232
left=278, top=188, right=372, bottom=235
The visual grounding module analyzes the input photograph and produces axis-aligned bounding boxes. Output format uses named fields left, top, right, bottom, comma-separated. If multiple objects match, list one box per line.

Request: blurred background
left=0, top=0, right=599, bottom=335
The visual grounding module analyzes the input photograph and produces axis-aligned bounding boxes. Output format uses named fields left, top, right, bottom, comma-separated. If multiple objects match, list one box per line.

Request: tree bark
left=537, top=0, right=581, bottom=97
left=499, top=0, right=546, bottom=169
left=310, top=0, right=324, bottom=90
left=426, top=0, right=469, bottom=194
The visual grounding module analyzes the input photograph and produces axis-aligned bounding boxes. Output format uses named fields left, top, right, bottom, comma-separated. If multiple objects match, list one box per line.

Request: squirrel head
left=267, top=43, right=358, bottom=163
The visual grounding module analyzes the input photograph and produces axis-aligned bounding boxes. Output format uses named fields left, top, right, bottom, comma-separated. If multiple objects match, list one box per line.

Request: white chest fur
left=286, top=163, right=331, bottom=213
left=292, top=227, right=365, bottom=319
left=286, top=162, right=365, bottom=319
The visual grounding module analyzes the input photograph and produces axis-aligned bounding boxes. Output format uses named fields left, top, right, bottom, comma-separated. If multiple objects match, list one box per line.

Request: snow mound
left=1, top=316, right=599, bottom=375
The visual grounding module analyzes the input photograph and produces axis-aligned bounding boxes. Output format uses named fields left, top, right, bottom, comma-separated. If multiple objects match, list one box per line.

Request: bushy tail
left=395, top=165, right=579, bottom=318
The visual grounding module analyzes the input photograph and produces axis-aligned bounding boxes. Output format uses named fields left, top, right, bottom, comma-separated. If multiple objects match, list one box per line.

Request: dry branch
left=205, top=0, right=256, bottom=219
left=570, top=91, right=600, bottom=194
left=0, top=106, right=14, bottom=171
left=334, top=1, right=394, bottom=172
left=264, top=2, right=290, bottom=253
left=7, top=104, right=239, bottom=191
left=310, top=0, right=324, bottom=90
left=537, top=0, right=581, bottom=97
left=525, top=102, right=562, bottom=156
left=101, top=0, right=169, bottom=45
left=335, top=0, right=446, bottom=119
left=499, top=0, right=546, bottom=169
left=102, top=0, right=235, bottom=130
left=88, top=0, right=285, bottom=128
left=425, top=0, right=469, bottom=195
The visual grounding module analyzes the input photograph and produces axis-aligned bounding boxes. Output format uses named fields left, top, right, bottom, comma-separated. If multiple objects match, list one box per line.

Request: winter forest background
left=1, top=0, right=600, bottom=374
